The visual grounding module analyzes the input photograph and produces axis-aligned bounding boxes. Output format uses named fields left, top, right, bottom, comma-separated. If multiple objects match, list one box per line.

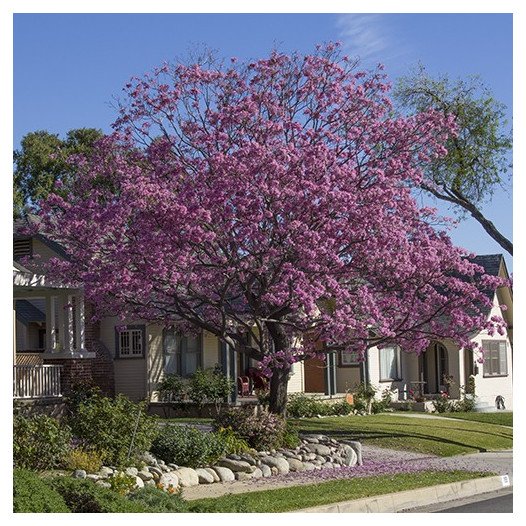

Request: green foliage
left=64, top=380, right=102, bottom=415
left=128, top=486, right=189, bottom=512
left=158, top=373, right=188, bottom=402
left=108, top=472, right=137, bottom=496
left=13, top=128, right=104, bottom=217
left=68, top=394, right=159, bottom=466
left=281, top=421, right=301, bottom=448
left=432, top=392, right=452, bottom=413
left=13, top=469, right=70, bottom=513
left=214, top=408, right=286, bottom=450
left=13, top=412, right=71, bottom=471
left=395, top=67, right=512, bottom=253
left=215, top=426, right=251, bottom=454
left=64, top=447, right=105, bottom=473
left=285, top=394, right=353, bottom=418
left=150, top=425, right=226, bottom=467
left=351, top=382, right=378, bottom=414
left=51, top=477, right=148, bottom=513
left=371, top=388, right=394, bottom=414
left=188, top=367, right=234, bottom=410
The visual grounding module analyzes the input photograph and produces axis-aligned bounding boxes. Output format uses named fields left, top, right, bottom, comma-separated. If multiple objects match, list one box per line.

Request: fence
left=13, top=364, right=63, bottom=399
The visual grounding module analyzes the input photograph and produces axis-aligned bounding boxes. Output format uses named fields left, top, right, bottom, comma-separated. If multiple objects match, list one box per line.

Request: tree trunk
left=268, top=365, right=290, bottom=416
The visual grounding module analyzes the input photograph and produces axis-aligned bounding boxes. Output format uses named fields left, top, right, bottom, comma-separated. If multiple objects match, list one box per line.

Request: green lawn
left=188, top=471, right=490, bottom=512
left=293, top=414, right=513, bottom=456
left=440, top=412, right=513, bottom=427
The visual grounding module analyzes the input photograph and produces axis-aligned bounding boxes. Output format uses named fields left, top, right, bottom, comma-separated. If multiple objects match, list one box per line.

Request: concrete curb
left=292, top=475, right=511, bottom=513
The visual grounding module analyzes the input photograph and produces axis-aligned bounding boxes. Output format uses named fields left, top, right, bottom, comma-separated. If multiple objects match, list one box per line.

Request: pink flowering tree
left=37, top=44, right=506, bottom=414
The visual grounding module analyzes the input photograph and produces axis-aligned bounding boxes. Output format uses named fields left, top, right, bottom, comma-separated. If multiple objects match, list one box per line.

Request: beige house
left=13, top=222, right=512, bottom=411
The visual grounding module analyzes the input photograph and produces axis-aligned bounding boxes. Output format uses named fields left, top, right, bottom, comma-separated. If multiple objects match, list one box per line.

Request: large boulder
left=260, top=456, right=290, bottom=475
left=204, top=467, right=220, bottom=482
left=159, top=472, right=179, bottom=490
left=125, top=467, right=139, bottom=477
left=343, top=440, right=362, bottom=465
left=217, top=458, right=255, bottom=473
left=173, top=467, right=199, bottom=487
left=212, top=466, right=235, bottom=482
left=99, top=466, right=114, bottom=478
left=195, top=468, right=215, bottom=484
left=134, top=476, right=145, bottom=489
left=260, top=464, right=272, bottom=478
left=73, top=470, right=87, bottom=479
left=340, top=444, right=358, bottom=467
left=137, top=469, right=154, bottom=482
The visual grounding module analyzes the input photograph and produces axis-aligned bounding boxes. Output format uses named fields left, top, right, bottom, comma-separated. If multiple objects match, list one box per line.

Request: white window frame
left=379, top=346, right=402, bottom=382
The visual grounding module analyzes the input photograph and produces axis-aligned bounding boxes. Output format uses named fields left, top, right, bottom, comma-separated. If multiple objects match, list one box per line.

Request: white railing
left=13, top=365, right=63, bottom=399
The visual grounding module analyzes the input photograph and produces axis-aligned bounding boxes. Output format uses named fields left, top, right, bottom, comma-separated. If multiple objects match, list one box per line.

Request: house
left=13, top=221, right=513, bottom=411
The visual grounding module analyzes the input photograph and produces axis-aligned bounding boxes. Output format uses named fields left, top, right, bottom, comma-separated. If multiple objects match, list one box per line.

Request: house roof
left=14, top=214, right=70, bottom=260
left=15, top=299, right=46, bottom=326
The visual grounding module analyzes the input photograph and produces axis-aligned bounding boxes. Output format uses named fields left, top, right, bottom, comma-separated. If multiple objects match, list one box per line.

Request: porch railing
left=13, top=365, right=63, bottom=399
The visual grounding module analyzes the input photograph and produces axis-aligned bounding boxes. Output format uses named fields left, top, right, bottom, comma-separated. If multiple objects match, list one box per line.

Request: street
left=405, top=489, right=513, bottom=513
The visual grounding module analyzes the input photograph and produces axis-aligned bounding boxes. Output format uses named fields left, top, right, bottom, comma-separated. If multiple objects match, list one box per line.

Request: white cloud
left=336, top=14, right=407, bottom=65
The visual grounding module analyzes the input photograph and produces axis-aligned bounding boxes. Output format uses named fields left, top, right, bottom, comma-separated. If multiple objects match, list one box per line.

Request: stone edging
left=291, top=475, right=510, bottom=513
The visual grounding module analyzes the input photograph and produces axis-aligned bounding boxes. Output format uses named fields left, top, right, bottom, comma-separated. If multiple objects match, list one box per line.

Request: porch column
left=57, top=293, right=74, bottom=353
left=221, top=341, right=238, bottom=404
left=324, top=351, right=337, bottom=397
left=75, top=295, right=85, bottom=352
left=45, top=295, right=57, bottom=351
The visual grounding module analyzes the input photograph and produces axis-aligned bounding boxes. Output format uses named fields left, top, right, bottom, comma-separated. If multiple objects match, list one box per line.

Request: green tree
left=395, top=67, right=512, bottom=255
left=13, top=128, right=103, bottom=218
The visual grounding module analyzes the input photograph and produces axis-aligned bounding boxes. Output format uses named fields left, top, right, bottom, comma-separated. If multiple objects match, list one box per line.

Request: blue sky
left=13, top=13, right=513, bottom=268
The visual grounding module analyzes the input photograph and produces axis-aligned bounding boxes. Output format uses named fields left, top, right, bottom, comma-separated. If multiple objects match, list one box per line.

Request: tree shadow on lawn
left=296, top=420, right=512, bottom=454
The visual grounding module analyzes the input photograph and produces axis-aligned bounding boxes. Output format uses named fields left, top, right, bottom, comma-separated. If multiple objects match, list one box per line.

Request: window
left=379, top=346, right=402, bottom=381
left=483, top=340, right=508, bottom=377
left=339, top=350, right=361, bottom=367
left=163, top=329, right=202, bottom=377
left=116, top=325, right=145, bottom=358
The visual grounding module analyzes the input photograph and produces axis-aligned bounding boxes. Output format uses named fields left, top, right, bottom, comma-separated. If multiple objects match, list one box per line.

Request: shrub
left=51, top=477, right=148, bottom=513
left=432, top=392, right=452, bottom=413
left=13, top=469, right=70, bottom=513
left=150, top=425, right=226, bottom=467
left=128, top=486, right=188, bottom=512
left=287, top=394, right=329, bottom=418
left=214, top=408, right=286, bottom=450
left=282, top=421, right=301, bottom=448
left=64, top=380, right=102, bottom=415
left=351, top=382, right=378, bottom=414
left=371, top=388, right=394, bottom=414
left=158, top=373, right=188, bottom=403
left=215, top=426, right=251, bottom=454
left=108, top=472, right=137, bottom=496
left=329, top=399, right=353, bottom=416
left=64, top=447, right=105, bottom=473
left=14, top=413, right=71, bottom=471
left=69, top=394, right=159, bottom=466
left=188, top=367, right=234, bottom=412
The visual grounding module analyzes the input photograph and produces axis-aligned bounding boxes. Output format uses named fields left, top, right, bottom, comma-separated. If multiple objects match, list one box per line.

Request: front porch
left=13, top=263, right=95, bottom=400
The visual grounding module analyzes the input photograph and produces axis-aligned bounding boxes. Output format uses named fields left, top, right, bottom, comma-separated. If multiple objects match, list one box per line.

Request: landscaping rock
left=340, top=444, right=358, bottom=467
left=134, top=476, right=145, bottom=489
left=148, top=466, right=163, bottom=480
left=227, top=454, right=242, bottom=460
left=270, top=467, right=279, bottom=476
left=159, top=472, right=180, bottom=490
left=260, top=456, right=290, bottom=474
left=96, top=480, right=111, bottom=489
left=302, top=462, right=317, bottom=471
left=235, top=472, right=254, bottom=481
left=260, top=464, right=272, bottom=478
left=86, top=474, right=100, bottom=481
left=125, top=467, right=138, bottom=477
left=204, top=467, right=220, bottom=483
left=212, top=466, right=235, bottom=482
left=138, top=469, right=154, bottom=482
left=168, top=463, right=179, bottom=470
left=321, top=462, right=335, bottom=469
left=73, top=470, right=87, bottom=479
left=195, top=468, right=215, bottom=484
left=140, top=452, right=158, bottom=466
left=305, top=443, right=331, bottom=456
left=173, top=467, right=199, bottom=487
left=99, top=466, right=114, bottom=478
left=252, top=468, right=263, bottom=479
left=286, top=458, right=305, bottom=472
left=145, top=479, right=156, bottom=487
left=239, top=454, right=257, bottom=466
left=217, top=458, right=254, bottom=473
left=343, top=440, right=363, bottom=465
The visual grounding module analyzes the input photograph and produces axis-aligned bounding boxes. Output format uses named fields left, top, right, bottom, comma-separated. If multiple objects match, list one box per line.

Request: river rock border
left=72, top=434, right=362, bottom=491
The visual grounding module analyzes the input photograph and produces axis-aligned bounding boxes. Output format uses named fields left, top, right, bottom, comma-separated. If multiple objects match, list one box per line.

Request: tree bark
left=268, top=365, right=290, bottom=416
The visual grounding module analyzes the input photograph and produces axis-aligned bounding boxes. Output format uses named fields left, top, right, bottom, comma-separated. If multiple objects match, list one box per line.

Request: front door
left=304, top=357, right=326, bottom=393
left=423, top=342, right=449, bottom=394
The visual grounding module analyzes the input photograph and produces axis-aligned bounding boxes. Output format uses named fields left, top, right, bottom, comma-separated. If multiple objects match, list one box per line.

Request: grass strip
left=294, top=414, right=513, bottom=456
left=188, top=470, right=490, bottom=513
